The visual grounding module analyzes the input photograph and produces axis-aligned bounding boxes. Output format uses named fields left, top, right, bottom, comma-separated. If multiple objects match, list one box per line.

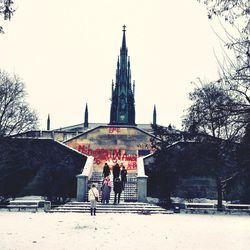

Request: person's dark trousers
left=90, top=208, right=93, bottom=216
left=114, top=193, right=121, bottom=204
left=94, top=208, right=96, bottom=216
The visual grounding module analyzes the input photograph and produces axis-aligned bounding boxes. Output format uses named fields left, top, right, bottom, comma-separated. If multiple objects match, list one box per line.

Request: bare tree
left=184, top=80, right=245, bottom=140
left=199, top=0, right=250, bottom=129
left=183, top=81, right=245, bottom=210
left=150, top=124, right=183, bottom=208
left=0, top=70, right=38, bottom=137
left=0, top=0, right=15, bottom=34
left=213, top=23, right=250, bottom=119
left=199, top=0, right=250, bottom=29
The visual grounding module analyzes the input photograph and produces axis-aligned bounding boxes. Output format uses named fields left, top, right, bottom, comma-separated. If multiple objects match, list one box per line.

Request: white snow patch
left=0, top=212, right=249, bottom=250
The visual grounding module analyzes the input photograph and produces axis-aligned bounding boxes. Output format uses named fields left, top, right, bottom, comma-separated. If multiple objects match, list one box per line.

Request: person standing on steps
left=101, top=176, right=112, bottom=204
left=120, top=164, right=127, bottom=190
left=103, top=162, right=110, bottom=178
left=112, top=161, right=120, bottom=181
left=88, top=183, right=99, bottom=216
left=113, top=177, right=122, bottom=204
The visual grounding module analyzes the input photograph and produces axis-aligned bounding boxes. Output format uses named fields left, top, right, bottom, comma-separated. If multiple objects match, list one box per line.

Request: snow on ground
left=0, top=212, right=249, bottom=250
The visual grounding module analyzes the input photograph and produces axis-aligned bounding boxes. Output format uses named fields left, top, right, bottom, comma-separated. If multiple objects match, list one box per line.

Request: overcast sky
left=0, top=0, right=229, bottom=130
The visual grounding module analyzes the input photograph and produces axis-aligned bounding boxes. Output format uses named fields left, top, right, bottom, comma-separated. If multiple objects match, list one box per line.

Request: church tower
left=109, top=26, right=136, bottom=125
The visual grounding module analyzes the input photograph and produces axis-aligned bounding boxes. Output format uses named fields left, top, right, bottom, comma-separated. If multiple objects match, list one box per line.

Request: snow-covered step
left=47, top=202, right=173, bottom=214
left=88, top=172, right=138, bottom=202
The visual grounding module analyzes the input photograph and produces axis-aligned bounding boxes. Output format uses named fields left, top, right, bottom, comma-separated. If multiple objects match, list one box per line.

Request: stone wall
left=65, top=126, right=154, bottom=173
left=0, top=138, right=87, bottom=198
left=11, top=130, right=79, bottom=142
left=174, top=176, right=217, bottom=199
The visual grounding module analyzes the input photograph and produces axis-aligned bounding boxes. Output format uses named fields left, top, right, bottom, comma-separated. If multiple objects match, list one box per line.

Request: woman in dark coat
left=113, top=177, right=122, bottom=204
left=121, top=165, right=127, bottom=190
left=103, top=162, right=110, bottom=178
left=112, top=162, right=120, bottom=181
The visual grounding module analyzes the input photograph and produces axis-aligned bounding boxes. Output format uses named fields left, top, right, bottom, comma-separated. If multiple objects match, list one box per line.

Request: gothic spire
left=47, top=114, right=50, bottom=131
left=110, top=26, right=136, bottom=125
left=84, top=103, right=89, bottom=128
left=120, top=25, right=128, bottom=72
left=153, top=105, right=157, bottom=126
left=121, top=25, right=127, bottom=50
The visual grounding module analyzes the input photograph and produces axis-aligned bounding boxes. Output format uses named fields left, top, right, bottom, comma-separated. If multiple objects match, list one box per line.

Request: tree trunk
left=165, top=191, right=172, bottom=209
left=216, top=177, right=223, bottom=211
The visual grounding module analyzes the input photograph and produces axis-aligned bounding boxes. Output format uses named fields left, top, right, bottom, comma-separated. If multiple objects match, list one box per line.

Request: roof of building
left=63, top=124, right=157, bottom=143
left=53, top=122, right=155, bottom=134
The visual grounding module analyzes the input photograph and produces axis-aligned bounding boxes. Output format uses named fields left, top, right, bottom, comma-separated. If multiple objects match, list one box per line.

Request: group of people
left=101, top=161, right=127, bottom=204
left=88, top=161, right=127, bottom=216
left=103, top=161, right=128, bottom=188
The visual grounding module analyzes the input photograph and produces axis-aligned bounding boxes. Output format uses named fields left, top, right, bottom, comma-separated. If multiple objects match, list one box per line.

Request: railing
left=88, top=172, right=138, bottom=202
left=225, top=204, right=250, bottom=211
left=137, top=157, right=146, bottom=177
left=183, top=203, right=250, bottom=213
left=82, top=155, right=94, bottom=179
left=136, top=157, right=148, bottom=202
left=76, top=155, right=94, bottom=202
left=124, top=173, right=138, bottom=202
left=184, top=203, right=215, bottom=209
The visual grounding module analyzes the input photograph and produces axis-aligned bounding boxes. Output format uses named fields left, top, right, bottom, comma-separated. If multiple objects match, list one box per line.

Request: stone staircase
left=46, top=169, right=171, bottom=214
left=88, top=171, right=138, bottom=202
left=47, top=171, right=172, bottom=214
left=47, top=202, right=173, bottom=214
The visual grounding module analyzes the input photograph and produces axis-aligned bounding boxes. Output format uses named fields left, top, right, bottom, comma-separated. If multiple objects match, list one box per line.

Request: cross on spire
left=123, top=25, right=126, bottom=32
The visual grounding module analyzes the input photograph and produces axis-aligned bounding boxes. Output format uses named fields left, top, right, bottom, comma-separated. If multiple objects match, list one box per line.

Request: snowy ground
left=0, top=212, right=249, bottom=250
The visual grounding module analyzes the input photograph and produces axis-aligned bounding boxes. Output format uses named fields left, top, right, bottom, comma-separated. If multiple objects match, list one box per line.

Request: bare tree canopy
left=0, top=70, right=38, bottom=137
left=183, top=81, right=245, bottom=141
left=183, top=81, right=246, bottom=210
left=150, top=124, right=183, bottom=207
left=0, top=0, right=15, bottom=34
left=199, top=0, right=250, bottom=31
left=199, top=0, right=250, bottom=134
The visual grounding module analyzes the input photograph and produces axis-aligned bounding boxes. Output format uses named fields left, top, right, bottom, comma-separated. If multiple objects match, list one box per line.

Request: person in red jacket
left=101, top=176, right=112, bottom=204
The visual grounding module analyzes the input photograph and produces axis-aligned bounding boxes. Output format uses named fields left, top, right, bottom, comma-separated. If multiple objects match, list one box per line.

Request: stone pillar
left=44, top=201, right=51, bottom=211
left=137, top=176, right=148, bottom=202
left=76, top=174, right=88, bottom=202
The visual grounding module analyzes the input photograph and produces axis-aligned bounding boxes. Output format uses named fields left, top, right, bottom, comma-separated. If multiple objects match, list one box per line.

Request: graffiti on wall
left=77, top=144, right=137, bottom=170
left=65, top=126, right=155, bottom=172
left=108, top=127, right=121, bottom=134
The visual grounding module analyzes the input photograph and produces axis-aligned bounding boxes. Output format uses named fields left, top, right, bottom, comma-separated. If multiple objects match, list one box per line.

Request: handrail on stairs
left=76, top=155, right=94, bottom=202
left=137, top=156, right=148, bottom=202
left=137, top=157, right=147, bottom=177
left=82, top=155, right=94, bottom=179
